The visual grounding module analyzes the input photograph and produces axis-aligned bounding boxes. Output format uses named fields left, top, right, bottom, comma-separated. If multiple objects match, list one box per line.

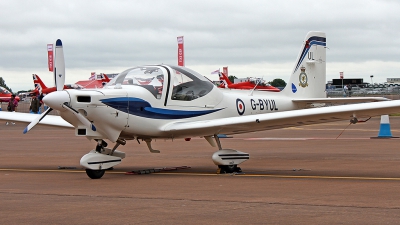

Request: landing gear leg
left=95, top=139, right=108, bottom=153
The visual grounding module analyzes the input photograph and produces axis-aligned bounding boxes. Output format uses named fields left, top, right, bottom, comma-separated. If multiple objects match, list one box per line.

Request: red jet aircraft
left=31, top=74, right=80, bottom=96
left=75, top=73, right=110, bottom=89
left=0, top=86, right=20, bottom=102
left=218, top=72, right=280, bottom=92
left=31, top=73, right=110, bottom=96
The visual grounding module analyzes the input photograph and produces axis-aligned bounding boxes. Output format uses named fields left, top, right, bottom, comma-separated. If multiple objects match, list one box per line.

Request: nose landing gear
left=81, top=139, right=126, bottom=179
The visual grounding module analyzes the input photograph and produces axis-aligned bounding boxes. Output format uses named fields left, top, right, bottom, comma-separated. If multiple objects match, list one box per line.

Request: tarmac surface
left=1, top=116, right=400, bottom=224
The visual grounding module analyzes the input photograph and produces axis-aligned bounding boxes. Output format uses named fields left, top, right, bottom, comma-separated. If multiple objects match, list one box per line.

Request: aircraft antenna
left=249, top=76, right=263, bottom=96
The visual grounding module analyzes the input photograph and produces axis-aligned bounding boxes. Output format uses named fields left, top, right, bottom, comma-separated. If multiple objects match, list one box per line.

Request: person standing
left=347, top=84, right=352, bottom=97
left=7, top=94, right=18, bottom=112
left=38, top=93, right=44, bottom=113
left=343, top=85, right=348, bottom=97
left=29, top=94, right=40, bottom=114
left=43, top=93, right=49, bottom=111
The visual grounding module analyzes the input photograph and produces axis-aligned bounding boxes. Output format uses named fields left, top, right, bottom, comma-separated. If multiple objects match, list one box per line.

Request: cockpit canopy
left=105, top=65, right=214, bottom=101
left=249, top=78, right=271, bottom=87
left=0, top=87, right=10, bottom=94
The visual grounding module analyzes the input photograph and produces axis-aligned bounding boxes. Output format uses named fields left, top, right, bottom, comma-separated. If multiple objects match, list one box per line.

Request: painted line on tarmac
left=154, top=172, right=400, bottom=181
left=0, top=168, right=84, bottom=173
left=3, top=168, right=400, bottom=181
left=243, top=137, right=372, bottom=140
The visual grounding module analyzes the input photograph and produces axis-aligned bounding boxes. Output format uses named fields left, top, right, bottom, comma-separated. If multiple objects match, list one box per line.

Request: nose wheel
left=218, top=165, right=242, bottom=174
left=85, top=169, right=105, bottom=179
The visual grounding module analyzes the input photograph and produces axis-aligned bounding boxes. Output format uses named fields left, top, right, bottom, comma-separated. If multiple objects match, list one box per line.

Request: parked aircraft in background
left=31, top=74, right=80, bottom=96
left=1, top=32, right=399, bottom=180
left=218, top=72, right=281, bottom=92
left=31, top=72, right=110, bottom=96
left=0, top=86, right=20, bottom=102
left=75, top=72, right=110, bottom=89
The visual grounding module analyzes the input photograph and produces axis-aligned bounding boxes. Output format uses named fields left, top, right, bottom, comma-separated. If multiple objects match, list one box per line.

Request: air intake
left=77, top=96, right=91, bottom=103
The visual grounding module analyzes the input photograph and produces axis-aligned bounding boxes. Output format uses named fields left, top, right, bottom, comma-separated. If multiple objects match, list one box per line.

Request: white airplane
left=1, top=31, right=400, bottom=179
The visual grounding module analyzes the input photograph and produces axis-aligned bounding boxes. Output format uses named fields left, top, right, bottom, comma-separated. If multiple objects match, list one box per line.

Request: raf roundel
left=236, top=98, right=245, bottom=115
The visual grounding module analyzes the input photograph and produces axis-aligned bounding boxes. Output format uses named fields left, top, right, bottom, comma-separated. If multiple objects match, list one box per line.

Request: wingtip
left=56, top=39, right=62, bottom=47
left=23, top=127, right=28, bottom=134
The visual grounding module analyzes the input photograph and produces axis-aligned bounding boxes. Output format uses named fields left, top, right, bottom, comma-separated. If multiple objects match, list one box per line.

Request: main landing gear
left=210, top=135, right=249, bottom=174
left=80, top=139, right=126, bottom=179
left=85, top=169, right=105, bottom=179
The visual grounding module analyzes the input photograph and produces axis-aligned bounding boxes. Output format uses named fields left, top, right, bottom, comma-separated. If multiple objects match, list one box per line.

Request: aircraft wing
left=162, top=100, right=400, bottom=137
left=0, top=112, right=73, bottom=128
left=292, top=97, right=388, bottom=108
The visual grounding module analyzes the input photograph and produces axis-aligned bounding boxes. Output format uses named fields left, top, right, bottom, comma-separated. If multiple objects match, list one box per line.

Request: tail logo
left=298, top=66, right=308, bottom=88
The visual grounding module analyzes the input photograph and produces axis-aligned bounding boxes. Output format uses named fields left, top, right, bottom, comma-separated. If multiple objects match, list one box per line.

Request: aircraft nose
left=43, top=91, right=70, bottom=110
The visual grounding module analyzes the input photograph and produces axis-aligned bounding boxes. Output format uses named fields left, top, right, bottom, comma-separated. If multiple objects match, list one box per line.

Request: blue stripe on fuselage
left=101, top=97, right=222, bottom=119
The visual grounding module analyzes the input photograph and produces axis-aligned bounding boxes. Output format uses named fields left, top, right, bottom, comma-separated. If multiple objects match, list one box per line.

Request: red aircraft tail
left=32, top=74, right=48, bottom=94
left=219, top=72, right=233, bottom=84
left=218, top=72, right=233, bottom=88
left=102, top=74, right=111, bottom=82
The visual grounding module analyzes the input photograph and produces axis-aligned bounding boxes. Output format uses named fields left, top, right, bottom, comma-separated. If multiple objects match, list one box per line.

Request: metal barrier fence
left=327, top=88, right=400, bottom=100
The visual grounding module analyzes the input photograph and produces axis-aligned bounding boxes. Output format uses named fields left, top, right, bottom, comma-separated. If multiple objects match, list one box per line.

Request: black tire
left=85, top=169, right=105, bottom=179
left=219, top=165, right=237, bottom=173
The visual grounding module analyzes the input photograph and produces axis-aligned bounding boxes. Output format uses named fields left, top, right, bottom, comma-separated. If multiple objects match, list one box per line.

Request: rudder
left=282, top=31, right=326, bottom=98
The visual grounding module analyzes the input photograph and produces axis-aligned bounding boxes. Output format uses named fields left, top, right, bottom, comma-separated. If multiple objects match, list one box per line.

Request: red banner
left=177, top=36, right=184, bottom=66
left=223, top=67, right=228, bottom=76
left=340, top=71, right=343, bottom=79
left=47, top=44, right=54, bottom=72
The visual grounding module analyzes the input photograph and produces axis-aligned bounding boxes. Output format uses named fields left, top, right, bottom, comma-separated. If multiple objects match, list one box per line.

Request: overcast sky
left=1, top=0, right=400, bottom=91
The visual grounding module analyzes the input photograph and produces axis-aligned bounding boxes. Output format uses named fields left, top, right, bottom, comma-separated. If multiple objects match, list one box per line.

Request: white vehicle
left=17, top=92, right=30, bottom=102
left=1, top=32, right=399, bottom=179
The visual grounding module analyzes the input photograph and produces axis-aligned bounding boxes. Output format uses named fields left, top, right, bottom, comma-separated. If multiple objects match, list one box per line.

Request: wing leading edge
left=162, top=100, right=400, bottom=137
left=0, top=112, right=72, bottom=128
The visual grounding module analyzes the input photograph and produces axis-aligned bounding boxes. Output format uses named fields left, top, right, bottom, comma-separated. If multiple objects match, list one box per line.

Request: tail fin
left=282, top=31, right=326, bottom=98
left=32, top=74, right=48, bottom=94
left=102, top=74, right=110, bottom=82
left=218, top=72, right=232, bottom=88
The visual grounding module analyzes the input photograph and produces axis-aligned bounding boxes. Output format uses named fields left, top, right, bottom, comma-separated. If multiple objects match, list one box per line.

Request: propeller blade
left=62, top=103, right=96, bottom=131
left=23, top=108, right=53, bottom=134
left=54, top=39, right=65, bottom=91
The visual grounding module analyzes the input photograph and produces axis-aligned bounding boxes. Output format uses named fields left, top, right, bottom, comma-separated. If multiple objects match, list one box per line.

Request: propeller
left=23, top=108, right=53, bottom=134
left=54, top=39, right=65, bottom=91
left=23, top=39, right=96, bottom=133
